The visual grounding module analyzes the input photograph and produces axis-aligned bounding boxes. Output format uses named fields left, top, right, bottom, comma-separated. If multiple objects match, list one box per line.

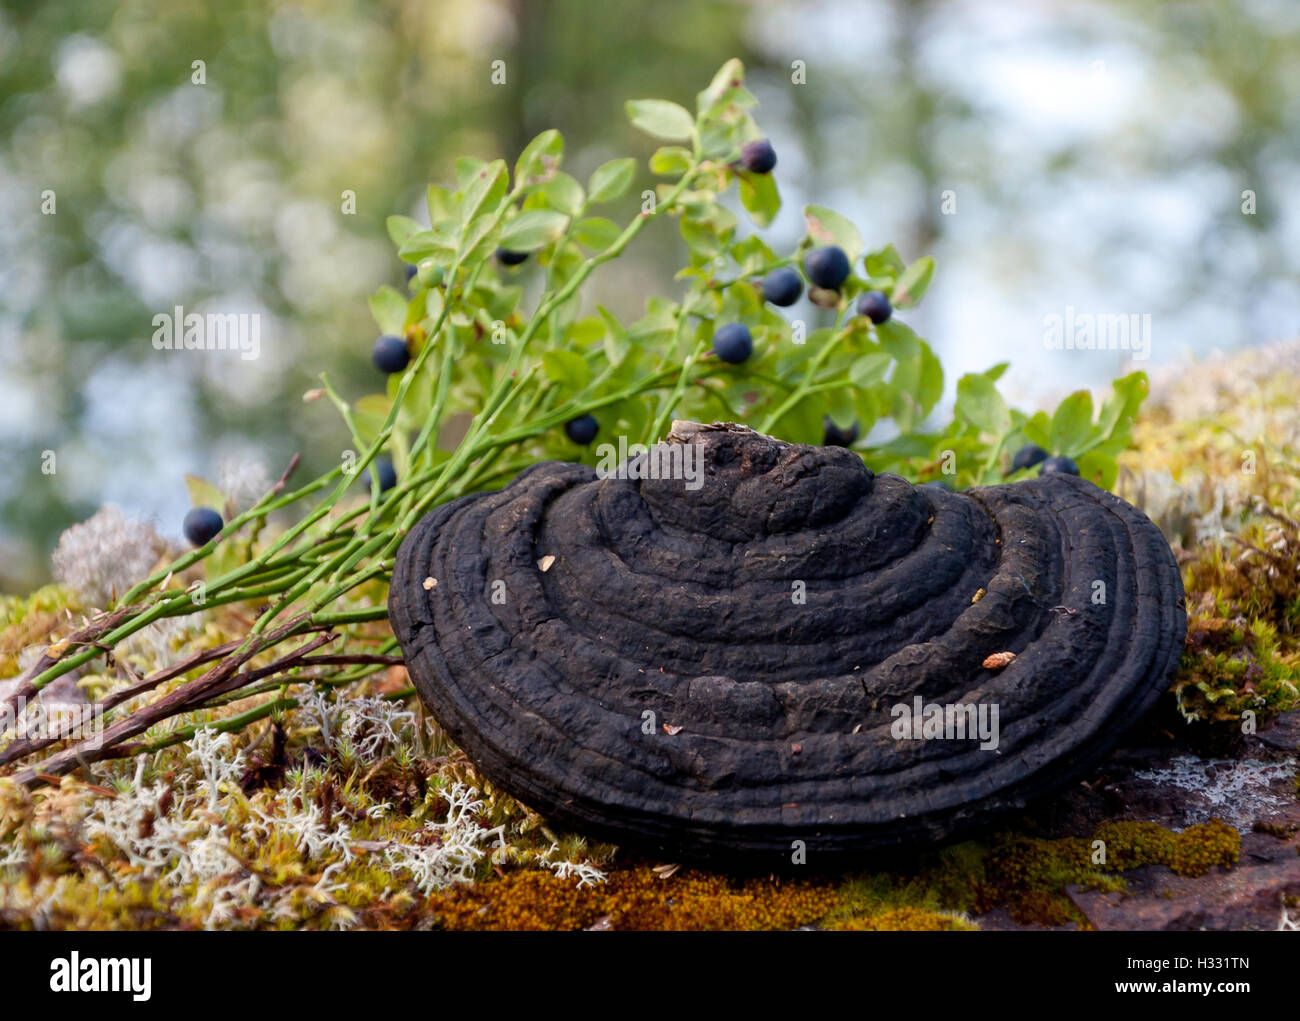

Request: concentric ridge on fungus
left=389, top=422, right=1186, bottom=862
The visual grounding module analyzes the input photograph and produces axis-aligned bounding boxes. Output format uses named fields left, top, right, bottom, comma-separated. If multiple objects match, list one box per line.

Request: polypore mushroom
left=389, top=422, right=1186, bottom=863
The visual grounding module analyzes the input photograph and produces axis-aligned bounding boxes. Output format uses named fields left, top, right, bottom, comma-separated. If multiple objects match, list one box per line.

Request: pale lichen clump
left=216, top=456, right=273, bottom=516
left=0, top=685, right=614, bottom=930
left=49, top=505, right=168, bottom=609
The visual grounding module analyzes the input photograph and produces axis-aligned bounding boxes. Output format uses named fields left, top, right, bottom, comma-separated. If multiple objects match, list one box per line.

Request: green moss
left=0, top=584, right=76, bottom=676
left=824, top=820, right=1241, bottom=931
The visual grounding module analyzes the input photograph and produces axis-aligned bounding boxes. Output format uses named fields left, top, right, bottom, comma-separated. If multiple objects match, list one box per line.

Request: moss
left=838, top=820, right=1244, bottom=930
left=1115, top=344, right=1300, bottom=732
left=1250, top=820, right=1298, bottom=840
left=1174, top=517, right=1300, bottom=728
left=0, top=584, right=76, bottom=676
left=412, top=868, right=839, bottom=931
left=830, top=907, right=977, bottom=931
left=1094, top=819, right=1239, bottom=877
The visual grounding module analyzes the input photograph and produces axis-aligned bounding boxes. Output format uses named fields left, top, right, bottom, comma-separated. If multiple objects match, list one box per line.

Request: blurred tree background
left=1, top=0, right=1296, bottom=592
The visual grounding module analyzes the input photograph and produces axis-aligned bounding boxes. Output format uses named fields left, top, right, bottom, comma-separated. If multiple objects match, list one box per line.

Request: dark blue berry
left=183, top=507, right=223, bottom=547
left=564, top=414, right=599, bottom=445
left=496, top=248, right=529, bottom=266
left=1009, top=444, right=1050, bottom=474
left=856, top=290, right=893, bottom=324
left=922, top=480, right=954, bottom=491
left=761, top=267, right=803, bottom=307
left=361, top=456, right=397, bottom=493
left=739, top=139, right=777, bottom=174
left=371, top=334, right=409, bottom=374
left=712, top=323, right=753, bottom=364
left=404, top=262, right=418, bottom=282
left=822, top=415, right=860, bottom=447
left=1040, top=455, right=1080, bottom=477
left=803, top=246, right=850, bottom=290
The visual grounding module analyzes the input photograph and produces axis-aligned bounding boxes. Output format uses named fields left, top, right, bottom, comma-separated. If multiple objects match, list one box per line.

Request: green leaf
left=422, top=286, right=444, bottom=324
left=1077, top=450, right=1119, bottom=490
left=604, top=329, right=630, bottom=367
left=1023, top=411, right=1052, bottom=449
left=426, top=184, right=458, bottom=224
left=1049, top=390, right=1095, bottom=455
left=480, top=284, right=520, bottom=324
left=614, top=395, right=652, bottom=443
left=587, top=158, right=637, bottom=203
left=185, top=474, right=225, bottom=513
left=696, top=58, right=747, bottom=115
left=739, top=171, right=780, bottom=228
left=625, top=99, right=695, bottom=141
left=499, top=210, right=569, bottom=252
left=541, top=350, right=590, bottom=391
left=459, top=159, right=508, bottom=226
left=864, top=244, right=906, bottom=278
left=877, top=319, right=920, bottom=360
left=572, top=217, right=621, bottom=251
left=849, top=352, right=893, bottom=388
left=596, top=304, right=628, bottom=351
left=681, top=215, right=724, bottom=256
left=955, top=373, right=1011, bottom=436
left=455, top=157, right=488, bottom=190
left=730, top=235, right=777, bottom=274
left=1097, top=371, right=1149, bottom=439
left=399, top=222, right=458, bottom=262
left=916, top=341, right=944, bottom=416
left=386, top=215, right=421, bottom=247
left=514, top=129, right=563, bottom=185
left=805, top=205, right=862, bottom=263
left=457, top=212, right=502, bottom=262
left=566, top=317, right=605, bottom=350
left=719, top=279, right=761, bottom=322
left=892, top=256, right=935, bottom=309
left=353, top=394, right=393, bottom=446
left=369, top=286, right=409, bottom=335
left=539, top=172, right=585, bottom=216
left=649, top=146, right=694, bottom=176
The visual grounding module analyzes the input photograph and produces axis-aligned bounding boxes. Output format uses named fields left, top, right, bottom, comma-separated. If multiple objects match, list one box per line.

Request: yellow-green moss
left=0, top=584, right=76, bottom=676
left=412, top=868, right=839, bottom=931
left=830, top=907, right=977, bottom=931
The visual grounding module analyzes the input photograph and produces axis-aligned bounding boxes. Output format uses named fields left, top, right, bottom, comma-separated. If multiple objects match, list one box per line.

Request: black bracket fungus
left=389, top=422, right=1186, bottom=864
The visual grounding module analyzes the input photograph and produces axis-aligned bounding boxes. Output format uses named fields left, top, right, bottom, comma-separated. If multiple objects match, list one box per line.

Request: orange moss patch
left=831, top=907, right=976, bottom=931
left=416, top=867, right=838, bottom=931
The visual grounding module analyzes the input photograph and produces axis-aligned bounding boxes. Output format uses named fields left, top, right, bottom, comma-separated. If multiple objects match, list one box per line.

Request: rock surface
left=981, top=710, right=1300, bottom=930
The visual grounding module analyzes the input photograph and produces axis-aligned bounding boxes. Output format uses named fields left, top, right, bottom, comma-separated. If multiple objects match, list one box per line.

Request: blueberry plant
left=1, top=60, right=1147, bottom=779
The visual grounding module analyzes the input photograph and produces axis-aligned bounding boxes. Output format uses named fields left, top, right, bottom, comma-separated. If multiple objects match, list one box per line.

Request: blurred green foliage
left=0, top=0, right=761, bottom=590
